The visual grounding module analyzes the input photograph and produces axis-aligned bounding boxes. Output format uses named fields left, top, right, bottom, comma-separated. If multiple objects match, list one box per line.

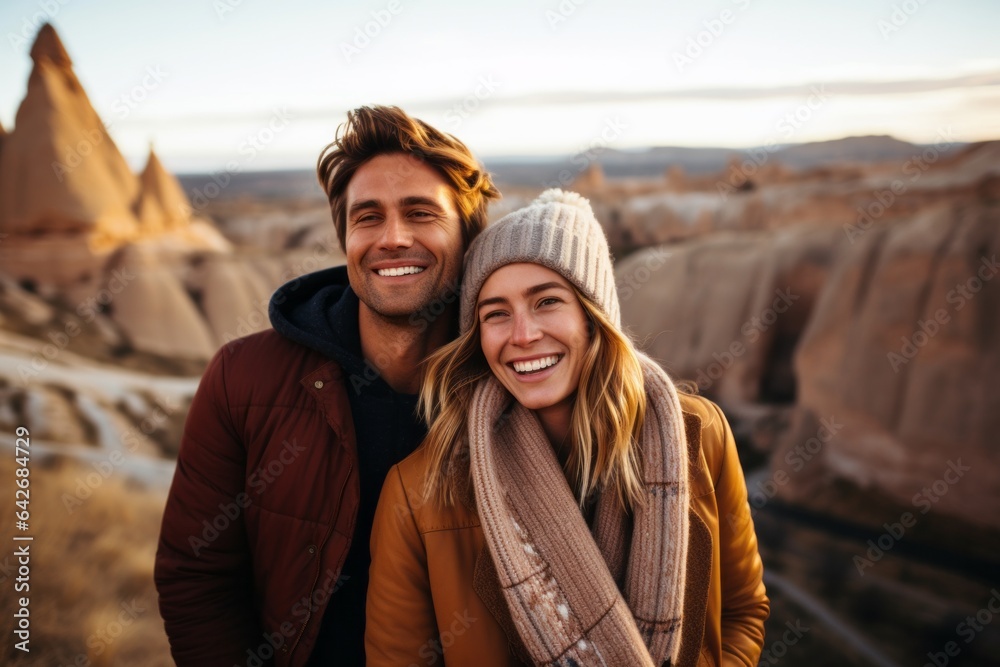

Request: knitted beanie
left=460, top=189, right=620, bottom=334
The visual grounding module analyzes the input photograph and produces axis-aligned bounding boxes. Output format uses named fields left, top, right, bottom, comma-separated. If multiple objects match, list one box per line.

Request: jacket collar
left=676, top=411, right=712, bottom=667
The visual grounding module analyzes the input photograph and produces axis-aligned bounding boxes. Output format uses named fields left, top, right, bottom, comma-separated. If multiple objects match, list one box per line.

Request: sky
left=1, top=0, right=998, bottom=173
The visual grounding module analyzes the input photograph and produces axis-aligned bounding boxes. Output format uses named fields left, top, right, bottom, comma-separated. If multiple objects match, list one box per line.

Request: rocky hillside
left=616, top=194, right=1000, bottom=559
left=0, top=24, right=344, bottom=364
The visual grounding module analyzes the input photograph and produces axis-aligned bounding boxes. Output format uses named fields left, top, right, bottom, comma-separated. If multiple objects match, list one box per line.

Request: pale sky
left=1, top=0, right=998, bottom=173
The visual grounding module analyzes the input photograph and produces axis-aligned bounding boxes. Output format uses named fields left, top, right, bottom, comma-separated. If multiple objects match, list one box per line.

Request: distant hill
left=487, top=135, right=964, bottom=184
left=177, top=168, right=326, bottom=203
left=770, top=135, right=932, bottom=169
left=177, top=135, right=967, bottom=197
left=484, top=147, right=735, bottom=186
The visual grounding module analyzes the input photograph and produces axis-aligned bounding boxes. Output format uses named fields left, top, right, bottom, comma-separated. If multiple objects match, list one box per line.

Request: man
left=155, top=105, right=500, bottom=666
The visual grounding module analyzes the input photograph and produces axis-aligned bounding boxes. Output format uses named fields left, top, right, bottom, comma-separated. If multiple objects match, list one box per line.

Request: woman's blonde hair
left=418, top=285, right=647, bottom=510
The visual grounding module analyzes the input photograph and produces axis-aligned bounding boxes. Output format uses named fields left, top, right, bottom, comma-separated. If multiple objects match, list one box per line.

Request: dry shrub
left=0, top=452, right=173, bottom=666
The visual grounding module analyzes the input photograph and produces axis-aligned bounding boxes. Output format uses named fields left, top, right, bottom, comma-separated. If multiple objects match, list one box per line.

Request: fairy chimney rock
left=29, top=23, right=73, bottom=68
left=664, top=164, right=688, bottom=192
left=135, top=147, right=193, bottom=233
left=106, top=243, right=218, bottom=361
left=0, top=23, right=138, bottom=239
left=572, top=162, right=605, bottom=192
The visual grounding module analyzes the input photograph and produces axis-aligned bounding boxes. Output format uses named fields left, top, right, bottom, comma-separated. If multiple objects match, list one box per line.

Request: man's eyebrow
left=400, top=196, right=444, bottom=209
left=348, top=199, right=380, bottom=216
left=477, top=282, right=571, bottom=310
left=348, top=196, right=444, bottom=217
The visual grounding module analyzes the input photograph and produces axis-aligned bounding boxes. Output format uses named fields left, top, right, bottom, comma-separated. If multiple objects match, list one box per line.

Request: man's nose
left=378, top=212, right=413, bottom=249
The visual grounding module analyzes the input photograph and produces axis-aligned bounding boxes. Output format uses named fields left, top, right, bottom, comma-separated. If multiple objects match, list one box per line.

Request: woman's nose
left=510, top=312, right=542, bottom=346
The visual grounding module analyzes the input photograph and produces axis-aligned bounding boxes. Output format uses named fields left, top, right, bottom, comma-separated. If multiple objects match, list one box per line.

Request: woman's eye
left=538, top=297, right=561, bottom=307
left=481, top=310, right=506, bottom=322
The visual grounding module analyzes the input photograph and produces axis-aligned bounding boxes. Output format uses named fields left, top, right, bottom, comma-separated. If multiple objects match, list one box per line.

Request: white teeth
left=377, top=266, right=424, bottom=277
left=512, top=355, right=560, bottom=374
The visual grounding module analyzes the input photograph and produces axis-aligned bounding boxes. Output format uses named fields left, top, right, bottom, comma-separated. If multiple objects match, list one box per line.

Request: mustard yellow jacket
left=367, top=393, right=769, bottom=666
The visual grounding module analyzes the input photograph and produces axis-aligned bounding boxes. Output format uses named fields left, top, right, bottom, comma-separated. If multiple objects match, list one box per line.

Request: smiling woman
left=366, top=189, right=770, bottom=667
left=477, top=264, right=592, bottom=447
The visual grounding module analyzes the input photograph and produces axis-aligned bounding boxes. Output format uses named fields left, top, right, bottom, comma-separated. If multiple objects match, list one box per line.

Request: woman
left=367, top=190, right=768, bottom=666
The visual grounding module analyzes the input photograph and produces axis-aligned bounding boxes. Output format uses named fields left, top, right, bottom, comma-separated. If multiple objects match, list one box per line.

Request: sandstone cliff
left=777, top=201, right=1000, bottom=531
left=617, top=198, right=1000, bottom=538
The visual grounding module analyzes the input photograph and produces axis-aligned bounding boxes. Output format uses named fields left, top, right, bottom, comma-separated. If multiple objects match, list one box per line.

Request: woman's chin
left=508, top=389, right=574, bottom=415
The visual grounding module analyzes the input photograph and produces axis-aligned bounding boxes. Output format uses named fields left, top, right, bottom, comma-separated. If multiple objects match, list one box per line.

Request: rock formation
left=134, top=147, right=192, bottom=234
left=0, top=24, right=272, bottom=362
left=591, top=138, right=1000, bottom=255
left=191, top=256, right=275, bottom=346
left=0, top=23, right=230, bottom=289
left=616, top=196, right=1000, bottom=534
left=105, top=243, right=218, bottom=361
left=571, top=162, right=604, bottom=192
left=775, top=201, right=1000, bottom=530
left=0, top=24, right=139, bottom=241
left=663, top=164, right=687, bottom=192
left=617, top=225, right=843, bottom=409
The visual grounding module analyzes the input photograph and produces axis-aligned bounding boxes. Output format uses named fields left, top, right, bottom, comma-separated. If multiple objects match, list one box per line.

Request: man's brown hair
left=317, top=105, right=500, bottom=252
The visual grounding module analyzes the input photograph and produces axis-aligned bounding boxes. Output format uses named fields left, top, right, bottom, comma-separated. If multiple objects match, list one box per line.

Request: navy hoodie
left=269, top=265, right=428, bottom=666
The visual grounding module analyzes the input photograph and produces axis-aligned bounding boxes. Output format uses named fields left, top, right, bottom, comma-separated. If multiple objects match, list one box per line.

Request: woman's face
left=477, top=263, right=591, bottom=419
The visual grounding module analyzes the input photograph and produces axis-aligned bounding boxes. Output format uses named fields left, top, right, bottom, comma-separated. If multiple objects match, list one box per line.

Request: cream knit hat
left=460, top=189, right=620, bottom=333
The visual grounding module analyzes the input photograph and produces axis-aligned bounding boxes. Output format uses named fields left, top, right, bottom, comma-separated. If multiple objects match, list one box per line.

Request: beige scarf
left=469, top=353, right=690, bottom=666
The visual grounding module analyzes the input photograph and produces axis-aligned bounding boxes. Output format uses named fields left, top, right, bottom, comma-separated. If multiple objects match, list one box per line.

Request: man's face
left=344, top=153, right=464, bottom=321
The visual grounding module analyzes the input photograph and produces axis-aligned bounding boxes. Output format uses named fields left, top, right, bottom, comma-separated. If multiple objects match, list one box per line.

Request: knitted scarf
left=469, top=353, right=690, bottom=666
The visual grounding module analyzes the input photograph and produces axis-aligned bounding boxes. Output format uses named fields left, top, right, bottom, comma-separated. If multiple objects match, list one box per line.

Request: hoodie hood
left=269, top=265, right=373, bottom=389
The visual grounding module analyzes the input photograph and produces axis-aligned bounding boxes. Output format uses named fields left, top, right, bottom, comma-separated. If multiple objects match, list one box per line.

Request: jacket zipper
left=286, top=462, right=354, bottom=661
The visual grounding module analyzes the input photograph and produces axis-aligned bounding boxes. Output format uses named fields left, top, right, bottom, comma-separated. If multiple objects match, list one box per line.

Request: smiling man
left=155, top=106, right=500, bottom=667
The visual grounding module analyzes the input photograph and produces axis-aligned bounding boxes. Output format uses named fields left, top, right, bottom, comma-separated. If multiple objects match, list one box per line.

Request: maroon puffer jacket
left=155, top=329, right=360, bottom=667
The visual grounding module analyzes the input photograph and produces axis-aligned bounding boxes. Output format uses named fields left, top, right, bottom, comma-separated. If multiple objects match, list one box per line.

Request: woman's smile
left=477, top=263, right=591, bottom=437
